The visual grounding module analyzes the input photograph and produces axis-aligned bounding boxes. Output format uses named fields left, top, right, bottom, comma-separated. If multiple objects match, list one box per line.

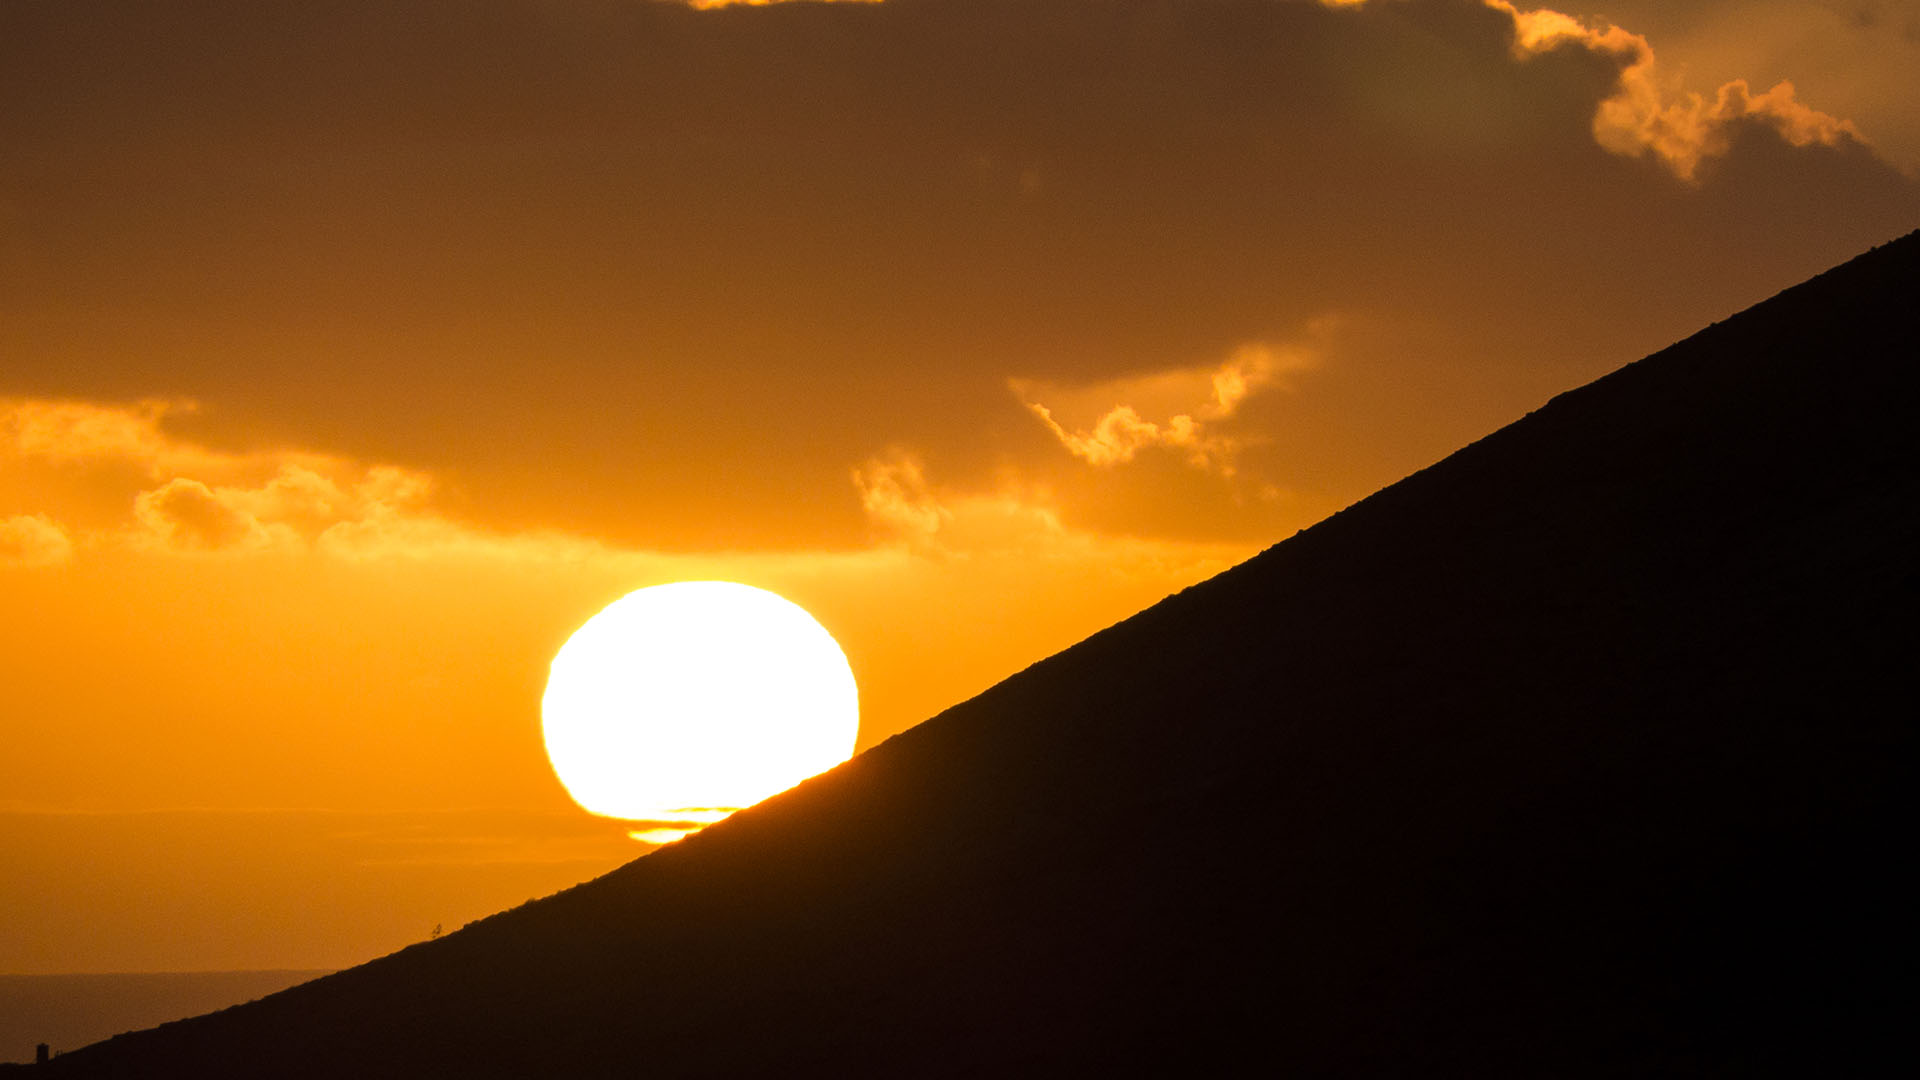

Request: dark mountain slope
left=47, top=231, right=1919, bottom=1077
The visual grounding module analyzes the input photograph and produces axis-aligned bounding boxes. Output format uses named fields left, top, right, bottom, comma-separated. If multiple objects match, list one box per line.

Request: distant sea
left=0, top=970, right=330, bottom=1063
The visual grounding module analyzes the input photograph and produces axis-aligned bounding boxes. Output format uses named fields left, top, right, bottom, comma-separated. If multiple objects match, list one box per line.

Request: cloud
left=852, top=453, right=953, bottom=541
left=124, top=459, right=628, bottom=563
left=0, top=397, right=555, bottom=561
left=121, top=463, right=437, bottom=556
left=119, top=454, right=449, bottom=557
left=1486, top=0, right=1863, bottom=180
left=852, top=450, right=1072, bottom=556
left=0, top=397, right=299, bottom=479
left=5, top=396, right=1241, bottom=601
left=1587, top=0, right=1920, bottom=174
left=847, top=449, right=1253, bottom=599
left=0, top=514, right=73, bottom=568
left=133, top=478, right=277, bottom=553
left=1012, top=341, right=1318, bottom=476
left=3, top=395, right=1241, bottom=601
left=1316, top=0, right=1868, bottom=180
left=1025, top=405, right=1198, bottom=469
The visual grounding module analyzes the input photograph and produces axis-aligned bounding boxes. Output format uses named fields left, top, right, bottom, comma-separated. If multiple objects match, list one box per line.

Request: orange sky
left=3, top=0, right=1916, bottom=974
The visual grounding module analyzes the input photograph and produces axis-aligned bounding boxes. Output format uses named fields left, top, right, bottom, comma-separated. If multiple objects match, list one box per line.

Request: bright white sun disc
left=542, top=581, right=859, bottom=824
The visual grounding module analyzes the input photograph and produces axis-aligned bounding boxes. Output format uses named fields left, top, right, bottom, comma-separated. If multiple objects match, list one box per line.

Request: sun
left=541, top=581, right=859, bottom=842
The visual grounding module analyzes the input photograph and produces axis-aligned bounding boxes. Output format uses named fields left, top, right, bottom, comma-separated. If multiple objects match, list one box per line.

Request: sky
left=2, top=0, right=1916, bottom=975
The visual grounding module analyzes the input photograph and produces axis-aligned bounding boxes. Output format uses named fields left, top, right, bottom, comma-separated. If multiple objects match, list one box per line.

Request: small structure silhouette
left=36, top=1044, right=49, bottom=1066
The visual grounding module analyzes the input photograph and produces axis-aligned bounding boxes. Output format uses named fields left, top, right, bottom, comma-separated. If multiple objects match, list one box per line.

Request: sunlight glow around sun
left=542, top=582, right=859, bottom=842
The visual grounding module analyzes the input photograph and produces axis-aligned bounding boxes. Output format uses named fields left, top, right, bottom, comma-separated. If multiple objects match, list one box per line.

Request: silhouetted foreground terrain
left=34, top=233, right=1918, bottom=1076
left=0, top=972, right=327, bottom=1066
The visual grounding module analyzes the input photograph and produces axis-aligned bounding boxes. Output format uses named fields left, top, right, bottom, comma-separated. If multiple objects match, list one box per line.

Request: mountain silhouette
left=36, top=233, right=1918, bottom=1076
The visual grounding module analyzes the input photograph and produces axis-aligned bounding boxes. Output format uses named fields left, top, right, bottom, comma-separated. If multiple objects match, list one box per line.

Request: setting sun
left=541, top=582, right=860, bottom=841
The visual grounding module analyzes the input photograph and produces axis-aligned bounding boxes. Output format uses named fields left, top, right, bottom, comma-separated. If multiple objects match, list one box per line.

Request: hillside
left=40, top=231, right=1919, bottom=1076
left=0, top=972, right=327, bottom=1067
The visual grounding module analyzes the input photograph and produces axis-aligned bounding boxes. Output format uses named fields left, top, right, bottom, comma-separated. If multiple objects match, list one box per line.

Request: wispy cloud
left=1491, top=1, right=1862, bottom=180
left=0, top=398, right=320, bottom=479
left=1315, top=1, right=1866, bottom=181
left=852, top=453, right=953, bottom=542
left=848, top=448, right=1253, bottom=600
left=0, top=397, right=603, bottom=562
left=5, top=396, right=1247, bottom=587
left=1011, top=340, right=1319, bottom=477
left=852, top=450, right=1074, bottom=557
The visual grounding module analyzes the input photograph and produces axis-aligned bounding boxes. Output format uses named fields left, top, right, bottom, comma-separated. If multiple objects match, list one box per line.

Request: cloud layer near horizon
left=0, top=394, right=1251, bottom=830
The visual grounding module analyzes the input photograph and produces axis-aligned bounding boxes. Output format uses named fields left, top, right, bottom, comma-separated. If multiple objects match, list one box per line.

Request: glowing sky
left=3, top=0, right=1916, bottom=974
